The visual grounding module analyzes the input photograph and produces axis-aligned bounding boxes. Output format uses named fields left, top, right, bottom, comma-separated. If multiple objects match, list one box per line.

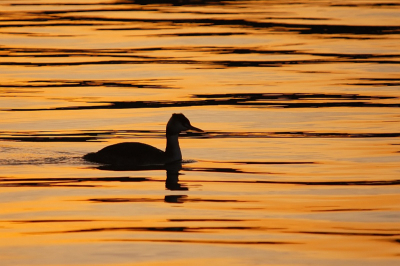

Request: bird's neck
left=165, top=134, right=182, bottom=163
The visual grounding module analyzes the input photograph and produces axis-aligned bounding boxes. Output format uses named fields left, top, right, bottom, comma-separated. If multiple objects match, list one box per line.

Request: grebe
left=83, top=113, right=203, bottom=166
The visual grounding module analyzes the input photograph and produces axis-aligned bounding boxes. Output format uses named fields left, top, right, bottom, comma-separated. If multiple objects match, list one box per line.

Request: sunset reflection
left=0, top=0, right=399, bottom=266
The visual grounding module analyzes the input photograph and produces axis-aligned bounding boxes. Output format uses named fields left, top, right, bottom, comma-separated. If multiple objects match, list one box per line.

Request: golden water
left=0, top=0, right=399, bottom=265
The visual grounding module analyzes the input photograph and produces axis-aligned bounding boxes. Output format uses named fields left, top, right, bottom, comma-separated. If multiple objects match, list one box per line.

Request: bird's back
left=83, top=142, right=167, bottom=166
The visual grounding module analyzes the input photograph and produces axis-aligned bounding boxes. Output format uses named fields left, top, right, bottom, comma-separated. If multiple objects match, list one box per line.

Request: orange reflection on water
left=1, top=0, right=400, bottom=265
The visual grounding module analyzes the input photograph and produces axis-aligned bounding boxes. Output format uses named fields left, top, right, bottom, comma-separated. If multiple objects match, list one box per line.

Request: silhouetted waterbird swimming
left=83, top=113, right=203, bottom=166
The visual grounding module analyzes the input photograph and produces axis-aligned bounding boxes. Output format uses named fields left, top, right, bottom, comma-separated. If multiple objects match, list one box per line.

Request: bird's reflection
left=165, top=161, right=188, bottom=191
left=164, top=195, right=187, bottom=203
left=93, top=160, right=188, bottom=191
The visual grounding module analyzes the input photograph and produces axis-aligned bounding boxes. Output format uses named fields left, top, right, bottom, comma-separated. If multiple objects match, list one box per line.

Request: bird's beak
left=187, top=124, right=203, bottom=132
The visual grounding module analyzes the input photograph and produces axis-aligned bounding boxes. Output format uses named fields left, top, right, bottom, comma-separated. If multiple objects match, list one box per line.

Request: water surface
left=0, top=1, right=399, bottom=265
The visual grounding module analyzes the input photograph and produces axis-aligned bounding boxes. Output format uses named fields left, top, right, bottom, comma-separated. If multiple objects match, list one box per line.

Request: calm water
left=1, top=0, right=399, bottom=265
